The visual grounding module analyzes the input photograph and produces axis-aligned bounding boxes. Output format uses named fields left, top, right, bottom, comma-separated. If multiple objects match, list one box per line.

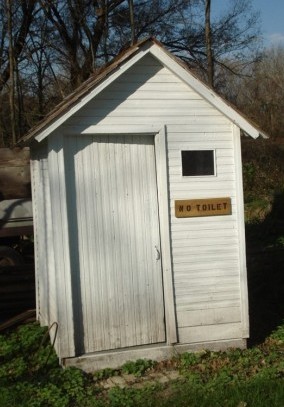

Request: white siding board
left=170, top=163, right=234, bottom=172
left=171, top=219, right=238, bottom=231
left=167, top=150, right=234, bottom=160
left=167, top=133, right=234, bottom=142
left=111, top=82, right=195, bottom=92
left=176, top=294, right=241, bottom=307
left=172, top=255, right=239, bottom=267
left=76, top=100, right=212, bottom=113
left=169, top=183, right=235, bottom=193
left=168, top=141, right=232, bottom=149
left=174, top=267, right=239, bottom=278
left=177, top=300, right=241, bottom=312
left=176, top=290, right=240, bottom=302
left=113, top=72, right=188, bottom=82
left=166, top=125, right=231, bottom=132
left=172, top=239, right=239, bottom=251
left=174, top=270, right=239, bottom=281
left=216, top=165, right=235, bottom=173
left=215, top=149, right=235, bottom=157
left=170, top=192, right=237, bottom=200
left=126, top=54, right=162, bottom=67
left=169, top=174, right=236, bottom=182
left=176, top=284, right=240, bottom=296
left=110, top=82, right=202, bottom=93
left=169, top=175, right=236, bottom=182
left=169, top=166, right=234, bottom=175
left=66, top=117, right=231, bottom=129
left=72, top=109, right=228, bottom=119
left=171, top=229, right=238, bottom=238
left=178, top=323, right=243, bottom=343
left=217, top=157, right=235, bottom=164
left=171, top=212, right=238, bottom=222
left=172, top=251, right=239, bottom=261
left=177, top=307, right=241, bottom=327
left=84, top=90, right=204, bottom=100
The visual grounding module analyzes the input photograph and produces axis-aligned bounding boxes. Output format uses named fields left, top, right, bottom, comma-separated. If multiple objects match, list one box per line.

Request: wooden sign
left=175, top=197, right=231, bottom=218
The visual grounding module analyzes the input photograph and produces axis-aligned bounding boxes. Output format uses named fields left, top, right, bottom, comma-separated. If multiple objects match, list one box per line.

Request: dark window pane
left=182, top=150, right=215, bottom=176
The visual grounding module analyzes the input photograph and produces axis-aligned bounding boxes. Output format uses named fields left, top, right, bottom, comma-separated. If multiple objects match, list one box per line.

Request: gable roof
left=18, top=37, right=268, bottom=145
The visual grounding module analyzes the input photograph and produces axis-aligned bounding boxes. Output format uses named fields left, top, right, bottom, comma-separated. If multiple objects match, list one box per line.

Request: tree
left=0, top=0, right=263, bottom=146
left=164, top=0, right=261, bottom=87
left=128, top=0, right=135, bottom=45
left=38, top=0, right=128, bottom=88
left=0, top=0, right=37, bottom=92
left=230, top=46, right=284, bottom=139
left=6, top=0, right=16, bottom=144
left=205, top=0, right=213, bottom=87
left=0, top=0, right=39, bottom=145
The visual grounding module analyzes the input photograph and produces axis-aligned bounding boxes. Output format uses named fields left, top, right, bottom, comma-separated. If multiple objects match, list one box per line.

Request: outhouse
left=20, top=38, right=267, bottom=371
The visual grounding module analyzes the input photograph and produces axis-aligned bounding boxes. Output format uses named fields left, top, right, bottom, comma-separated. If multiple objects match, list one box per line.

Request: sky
left=212, top=0, right=284, bottom=47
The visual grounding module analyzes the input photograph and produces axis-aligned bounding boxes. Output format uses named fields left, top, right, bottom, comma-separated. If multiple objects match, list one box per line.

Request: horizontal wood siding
left=179, top=323, right=242, bottom=343
left=62, top=54, right=244, bottom=345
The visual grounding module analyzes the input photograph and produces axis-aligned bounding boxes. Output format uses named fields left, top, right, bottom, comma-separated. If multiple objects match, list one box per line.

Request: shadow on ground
left=246, top=190, right=284, bottom=346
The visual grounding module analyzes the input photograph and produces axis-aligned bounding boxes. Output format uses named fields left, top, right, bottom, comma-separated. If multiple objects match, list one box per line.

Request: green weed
left=276, top=235, right=284, bottom=247
left=94, top=367, right=119, bottom=380
left=108, top=384, right=159, bottom=407
left=121, top=358, right=156, bottom=377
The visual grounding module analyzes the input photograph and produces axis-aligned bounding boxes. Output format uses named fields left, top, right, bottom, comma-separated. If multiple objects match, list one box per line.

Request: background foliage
left=0, top=0, right=265, bottom=145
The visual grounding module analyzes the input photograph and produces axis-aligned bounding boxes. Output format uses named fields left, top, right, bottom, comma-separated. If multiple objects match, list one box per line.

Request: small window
left=181, top=150, right=215, bottom=176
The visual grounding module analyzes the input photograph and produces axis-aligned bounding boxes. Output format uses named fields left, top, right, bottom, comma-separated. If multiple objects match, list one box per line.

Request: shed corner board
left=155, top=126, right=178, bottom=344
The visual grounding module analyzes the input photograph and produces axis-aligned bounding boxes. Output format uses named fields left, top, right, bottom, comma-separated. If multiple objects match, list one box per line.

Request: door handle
left=155, top=246, right=161, bottom=261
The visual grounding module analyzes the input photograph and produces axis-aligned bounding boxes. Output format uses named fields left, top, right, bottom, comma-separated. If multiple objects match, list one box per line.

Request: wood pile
left=0, top=147, right=31, bottom=200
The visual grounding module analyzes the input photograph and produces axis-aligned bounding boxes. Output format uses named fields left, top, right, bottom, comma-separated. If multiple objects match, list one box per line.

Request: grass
left=0, top=321, right=284, bottom=406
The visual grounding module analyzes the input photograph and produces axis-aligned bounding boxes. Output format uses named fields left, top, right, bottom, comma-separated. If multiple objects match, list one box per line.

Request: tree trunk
left=205, top=0, right=214, bottom=88
left=6, top=0, right=16, bottom=144
left=128, top=0, right=135, bottom=45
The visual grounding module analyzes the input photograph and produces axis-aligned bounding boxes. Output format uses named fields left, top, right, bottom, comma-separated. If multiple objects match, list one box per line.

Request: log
left=0, top=309, right=36, bottom=332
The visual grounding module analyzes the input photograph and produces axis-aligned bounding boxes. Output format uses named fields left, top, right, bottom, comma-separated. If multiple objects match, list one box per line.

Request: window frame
left=181, top=149, right=216, bottom=177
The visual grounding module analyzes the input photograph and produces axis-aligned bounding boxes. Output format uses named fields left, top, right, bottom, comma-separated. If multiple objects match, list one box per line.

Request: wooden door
left=65, top=134, right=165, bottom=353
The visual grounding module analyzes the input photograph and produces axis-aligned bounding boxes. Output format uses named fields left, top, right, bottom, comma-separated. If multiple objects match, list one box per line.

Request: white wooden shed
left=21, top=38, right=267, bottom=371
